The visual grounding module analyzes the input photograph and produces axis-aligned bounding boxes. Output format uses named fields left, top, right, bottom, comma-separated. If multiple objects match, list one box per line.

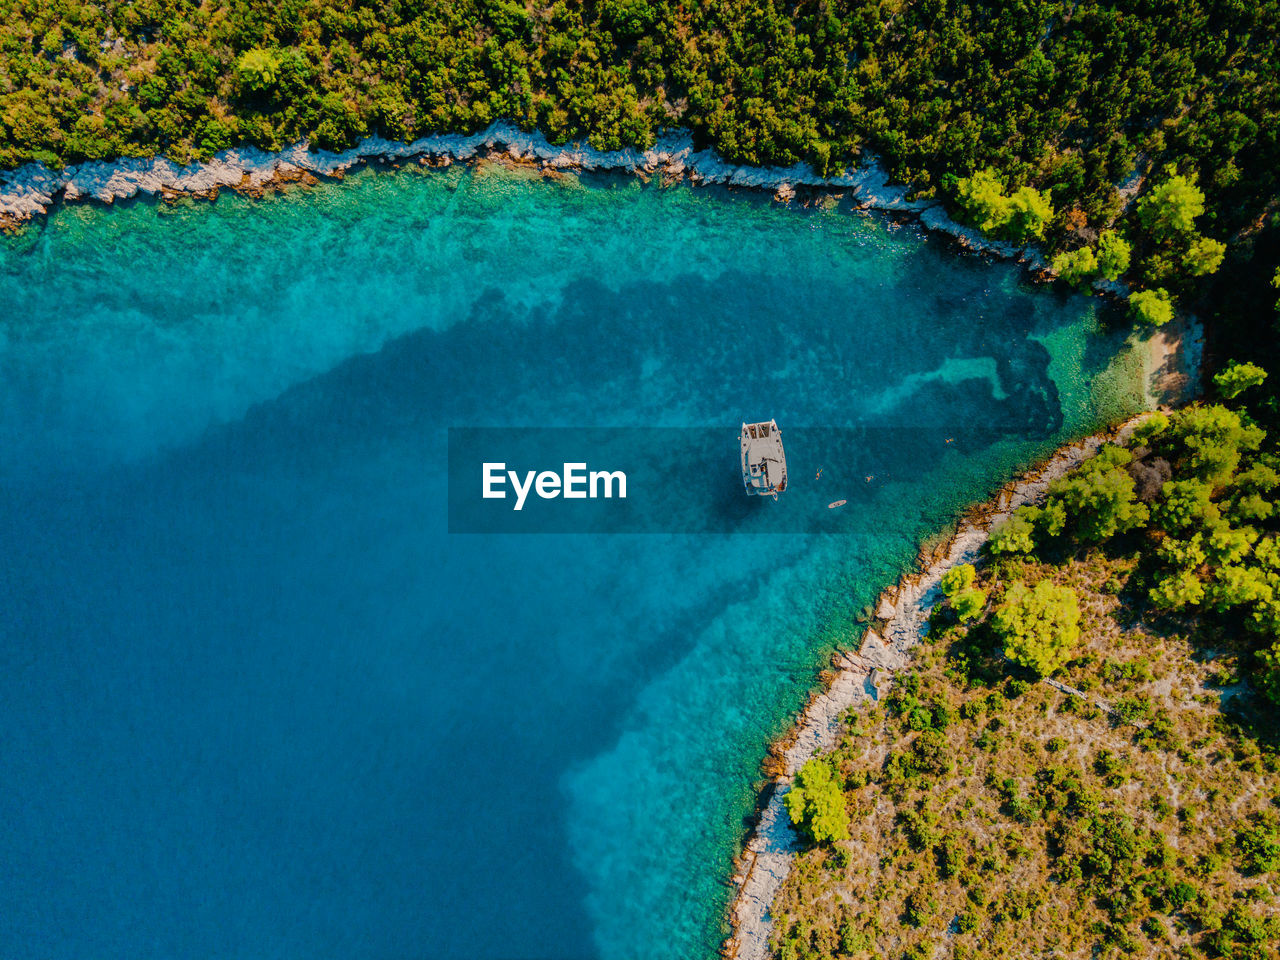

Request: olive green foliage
left=941, top=564, right=988, bottom=622
left=1215, top=361, right=1269, bottom=400
left=1138, top=174, right=1205, bottom=240
left=989, top=500, right=1068, bottom=557
left=1236, top=814, right=1280, bottom=875
left=1148, top=567, right=1206, bottom=611
left=1052, top=229, right=1132, bottom=286
left=235, top=47, right=281, bottom=94
left=1102, top=401, right=1280, bottom=704
left=1130, top=287, right=1175, bottom=326
left=1183, top=236, right=1226, bottom=277
left=993, top=580, right=1082, bottom=676
left=1050, top=245, right=1098, bottom=287
left=1095, top=230, right=1132, bottom=281
left=983, top=401, right=1279, bottom=700
left=1154, top=479, right=1220, bottom=533
left=1048, top=444, right=1149, bottom=542
left=1162, top=404, right=1264, bottom=484
left=955, top=169, right=1052, bottom=243
left=1134, top=169, right=1229, bottom=288
left=773, top=389, right=1280, bottom=960
left=785, top=756, right=850, bottom=845
left=1133, top=411, right=1171, bottom=445
left=989, top=510, right=1038, bottom=556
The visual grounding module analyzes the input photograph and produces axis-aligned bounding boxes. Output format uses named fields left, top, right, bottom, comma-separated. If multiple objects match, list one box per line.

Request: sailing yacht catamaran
left=740, top=420, right=787, bottom=499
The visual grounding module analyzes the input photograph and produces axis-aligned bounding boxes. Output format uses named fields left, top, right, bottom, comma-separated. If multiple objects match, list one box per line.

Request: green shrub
left=1154, top=479, right=1220, bottom=532
left=1214, top=360, right=1268, bottom=400
left=1132, top=412, right=1171, bottom=445
left=993, top=580, right=1082, bottom=676
left=1182, top=236, right=1226, bottom=277
left=1051, top=244, right=1098, bottom=286
left=1095, top=230, right=1132, bottom=280
left=1138, top=173, right=1205, bottom=239
left=1048, top=445, right=1149, bottom=542
left=989, top=510, right=1037, bottom=555
left=905, top=890, right=937, bottom=927
left=1205, top=523, right=1258, bottom=565
left=1129, top=287, right=1174, bottom=326
left=950, top=587, right=988, bottom=622
left=1236, top=814, right=1280, bottom=874
left=954, top=169, right=1053, bottom=243
left=941, top=564, right=975, bottom=595
left=236, top=48, right=283, bottom=94
left=784, top=757, right=851, bottom=844
left=839, top=924, right=873, bottom=956
left=1209, top=563, right=1273, bottom=611
left=1148, top=569, right=1206, bottom=611
left=1162, top=404, right=1264, bottom=484
left=941, top=564, right=988, bottom=621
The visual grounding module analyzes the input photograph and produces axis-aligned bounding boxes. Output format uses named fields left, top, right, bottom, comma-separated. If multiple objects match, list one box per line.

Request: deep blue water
left=0, top=165, right=1144, bottom=959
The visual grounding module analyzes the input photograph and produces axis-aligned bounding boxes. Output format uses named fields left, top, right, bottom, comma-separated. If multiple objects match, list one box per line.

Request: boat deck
left=741, top=420, right=787, bottom=497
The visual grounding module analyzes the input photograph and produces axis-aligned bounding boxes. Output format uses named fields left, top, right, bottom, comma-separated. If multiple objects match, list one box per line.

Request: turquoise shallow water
left=0, top=165, right=1142, bottom=959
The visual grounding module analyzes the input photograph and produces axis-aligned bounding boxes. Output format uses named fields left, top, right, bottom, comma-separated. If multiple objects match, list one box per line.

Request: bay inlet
left=0, top=165, right=1147, bottom=959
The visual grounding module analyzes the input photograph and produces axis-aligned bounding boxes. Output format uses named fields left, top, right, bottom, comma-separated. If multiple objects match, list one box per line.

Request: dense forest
left=2, top=0, right=1279, bottom=341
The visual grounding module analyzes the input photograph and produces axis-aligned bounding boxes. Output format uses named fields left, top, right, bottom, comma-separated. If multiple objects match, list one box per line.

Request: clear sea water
left=0, top=163, right=1145, bottom=959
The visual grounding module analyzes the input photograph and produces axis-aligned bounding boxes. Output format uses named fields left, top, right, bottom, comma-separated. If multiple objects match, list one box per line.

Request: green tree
left=1182, top=236, right=1226, bottom=277
left=1138, top=173, right=1205, bottom=240
left=1149, top=569, right=1206, bottom=611
left=989, top=511, right=1036, bottom=555
left=941, top=564, right=987, bottom=621
left=1051, top=245, right=1098, bottom=286
left=1006, top=185, right=1054, bottom=242
left=1048, top=445, right=1149, bottom=542
left=993, top=580, right=1081, bottom=676
left=1205, top=522, right=1258, bottom=565
left=1130, top=288, right=1174, bottom=326
left=1095, top=231, right=1131, bottom=281
left=1257, top=640, right=1280, bottom=706
left=1228, top=462, right=1279, bottom=522
left=1163, top=404, right=1264, bottom=483
left=1157, top=532, right=1207, bottom=569
left=954, top=169, right=1051, bottom=243
left=1209, top=563, right=1273, bottom=611
left=1154, top=479, right=1220, bottom=532
left=1214, top=360, right=1268, bottom=400
left=784, top=757, right=850, bottom=845
left=955, top=168, right=1012, bottom=235
left=1236, top=814, right=1280, bottom=874
left=940, top=564, right=975, bottom=595
left=1133, top=412, right=1171, bottom=445
left=236, top=48, right=283, bottom=95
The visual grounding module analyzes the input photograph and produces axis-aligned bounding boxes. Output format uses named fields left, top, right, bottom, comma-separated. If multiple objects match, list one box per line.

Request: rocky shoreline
left=0, top=121, right=1062, bottom=273
left=721, top=413, right=1159, bottom=960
